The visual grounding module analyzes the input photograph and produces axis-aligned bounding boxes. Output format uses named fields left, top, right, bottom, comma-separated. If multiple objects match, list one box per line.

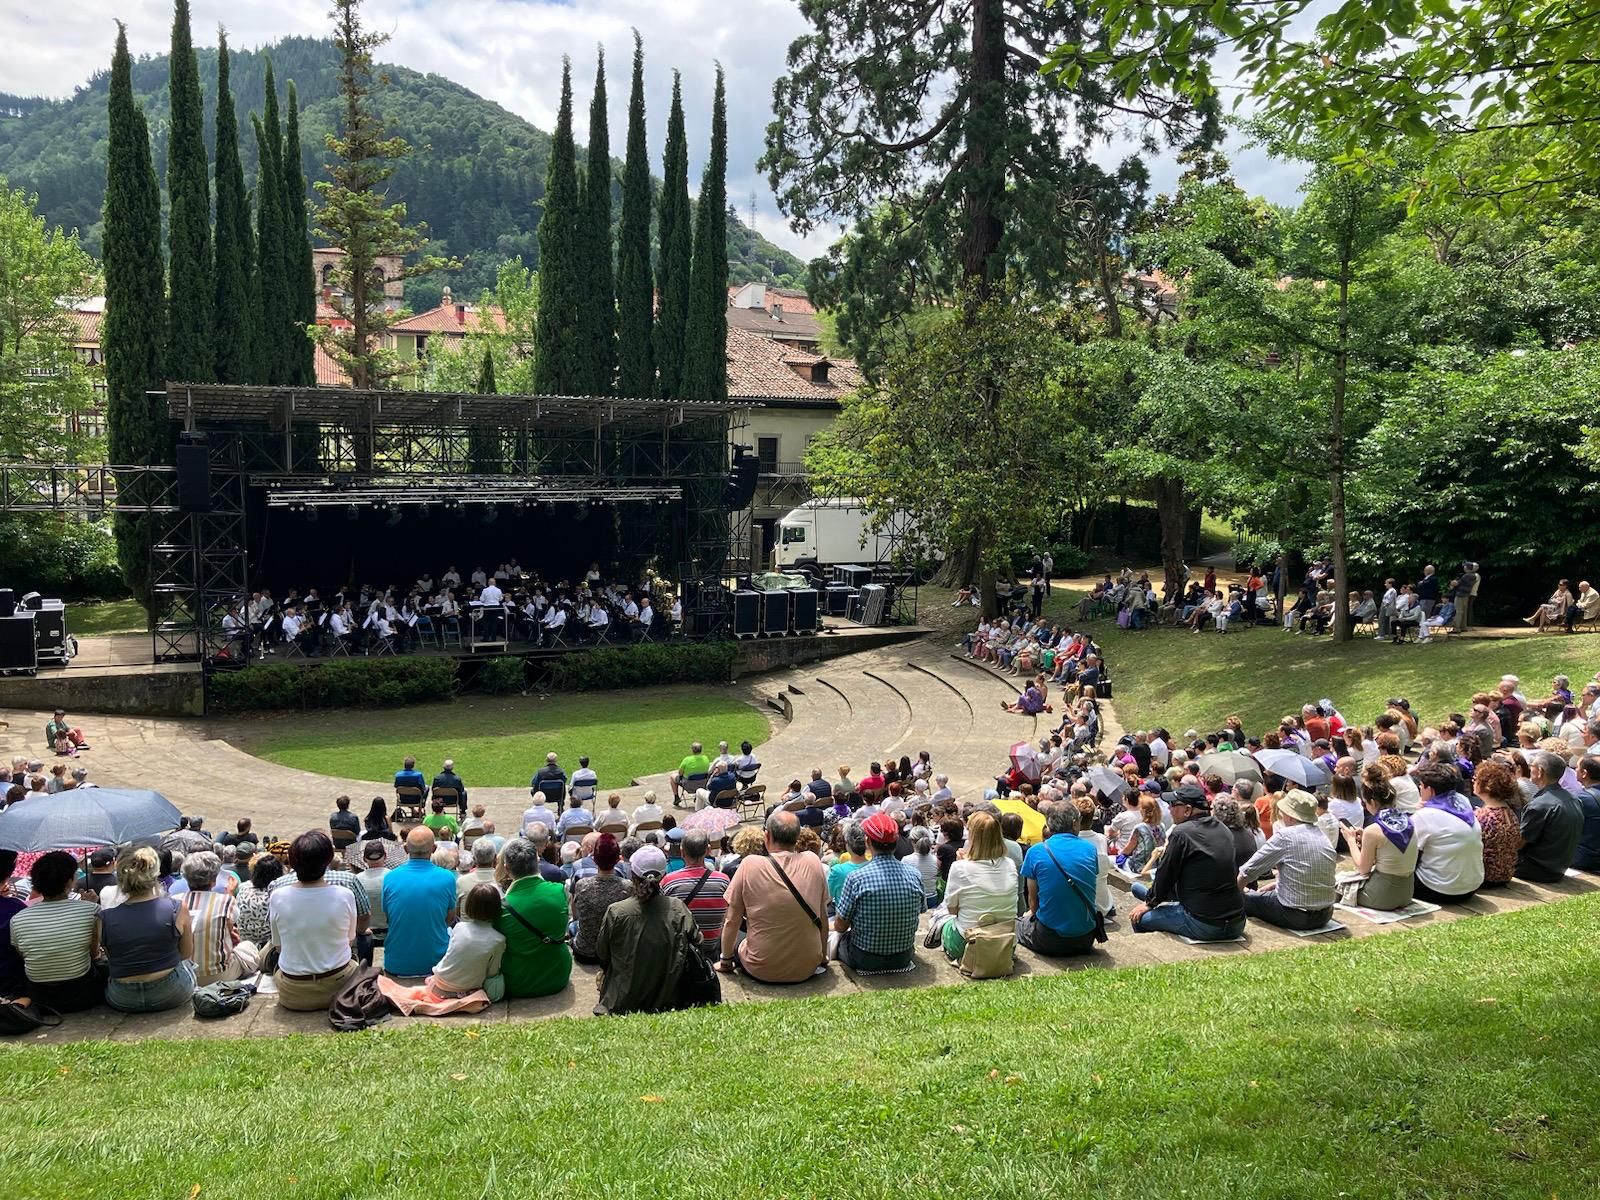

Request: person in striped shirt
left=180, top=852, right=262, bottom=985
left=661, top=830, right=730, bottom=961
left=9, top=850, right=105, bottom=1011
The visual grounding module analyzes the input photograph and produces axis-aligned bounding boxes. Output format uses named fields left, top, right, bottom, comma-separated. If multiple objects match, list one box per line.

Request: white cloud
left=3, top=0, right=1305, bottom=258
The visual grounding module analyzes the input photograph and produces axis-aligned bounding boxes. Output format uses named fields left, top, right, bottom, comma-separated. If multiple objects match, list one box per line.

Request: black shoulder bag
left=672, top=869, right=723, bottom=1010
left=1043, top=842, right=1109, bottom=944
left=767, top=854, right=823, bottom=931
left=506, top=899, right=570, bottom=947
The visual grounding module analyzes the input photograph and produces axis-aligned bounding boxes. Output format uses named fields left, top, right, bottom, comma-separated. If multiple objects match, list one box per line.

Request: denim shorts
left=105, top=959, right=197, bottom=1013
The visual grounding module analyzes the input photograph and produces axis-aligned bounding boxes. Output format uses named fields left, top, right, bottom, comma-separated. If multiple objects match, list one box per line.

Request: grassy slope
left=3, top=896, right=1597, bottom=1199
left=228, top=689, right=771, bottom=790
left=67, top=598, right=146, bottom=636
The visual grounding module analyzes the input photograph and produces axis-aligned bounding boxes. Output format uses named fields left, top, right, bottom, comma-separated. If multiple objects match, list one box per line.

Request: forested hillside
left=0, top=37, right=806, bottom=305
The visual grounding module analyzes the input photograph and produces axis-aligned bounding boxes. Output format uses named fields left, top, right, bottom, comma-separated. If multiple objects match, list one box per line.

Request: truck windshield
left=781, top=524, right=808, bottom=545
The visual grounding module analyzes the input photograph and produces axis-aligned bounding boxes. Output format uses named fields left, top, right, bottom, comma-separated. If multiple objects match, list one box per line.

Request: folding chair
left=328, top=632, right=352, bottom=657
left=331, top=827, right=357, bottom=853
left=415, top=617, right=438, bottom=650
left=560, top=822, right=595, bottom=841
left=432, top=785, right=462, bottom=817
left=632, top=819, right=663, bottom=835
left=735, top=762, right=762, bottom=790
left=393, top=785, right=426, bottom=823
left=597, top=812, right=630, bottom=835
left=368, top=632, right=396, bottom=656
left=739, top=784, right=768, bottom=820
left=441, top=615, right=463, bottom=649
left=675, top=772, right=710, bottom=809
left=281, top=634, right=307, bottom=659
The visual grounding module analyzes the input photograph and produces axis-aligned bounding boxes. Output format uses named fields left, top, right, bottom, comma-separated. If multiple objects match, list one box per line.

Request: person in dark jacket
left=1516, top=751, right=1584, bottom=882
left=594, top=846, right=700, bottom=1015
left=1128, top=784, right=1246, bottom=941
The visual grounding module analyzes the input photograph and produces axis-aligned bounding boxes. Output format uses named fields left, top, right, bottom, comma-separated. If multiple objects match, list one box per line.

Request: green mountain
left=0, top=36, right=807, bottom=306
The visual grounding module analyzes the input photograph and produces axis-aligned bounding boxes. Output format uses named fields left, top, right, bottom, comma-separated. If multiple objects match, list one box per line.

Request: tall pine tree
left=164, top=0, right=213, bottom=381
left=615, top=31, right=654, bottom=398
left=104, top=24, right=168, bottom=610
left=252, top=107, right=287, bottom=384
left=281, top=83, right=316, bottom=386
left=212, top=29, right=254, bottom=384
left=680, top=66, right=728, bottom=405
left=533, top=59, right=584, bottom=396
left=653, top=71, right=692, bottom=399
left=578, top=48, right=615, bottom=396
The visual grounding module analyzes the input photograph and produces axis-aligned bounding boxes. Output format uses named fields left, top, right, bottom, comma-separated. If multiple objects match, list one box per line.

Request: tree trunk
left=1153, top=476, right=1187, bottom=600
left=1329, top=254, right=1352, bottom=642
left=961, top=0, right=1005, bottom=298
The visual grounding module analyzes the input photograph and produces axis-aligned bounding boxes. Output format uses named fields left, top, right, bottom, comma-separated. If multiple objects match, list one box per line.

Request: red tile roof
left=65, top=310, right=103, bottom=345
left=726, top=327, right=860, bottom=405
left=313, top=343, right=351, bottom=387
left=387, top=303, right=507, bottom=335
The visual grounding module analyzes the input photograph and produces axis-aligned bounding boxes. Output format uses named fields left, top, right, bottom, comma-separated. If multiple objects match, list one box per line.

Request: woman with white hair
left=180, top=851, right=261, bottom=985
left=97, top=847, right=196, bottom=1012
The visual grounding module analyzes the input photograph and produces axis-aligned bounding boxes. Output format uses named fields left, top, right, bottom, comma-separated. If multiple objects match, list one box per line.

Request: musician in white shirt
left=442, top=566, right=461, bottom=589
left=587, top=603, right=611, bottom=636
left=281, top=608, right=305, bottom=643
left=540, top=605, right=566, bottom=645
left=470, top=567, right=488, bottom=587
left=638, top=600, right=655, bottom=631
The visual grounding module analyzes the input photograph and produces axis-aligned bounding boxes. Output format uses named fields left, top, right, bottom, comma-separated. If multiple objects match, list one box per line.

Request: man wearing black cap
left=1128, top=783, right=1246, bottom=941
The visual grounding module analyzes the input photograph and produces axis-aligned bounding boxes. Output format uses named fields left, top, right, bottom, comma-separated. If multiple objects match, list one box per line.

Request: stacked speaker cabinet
left=825, top=585, right=855, bottom=616
left=759, top=589, right=791, bottom=636
left=732, top=590, right=761, bottom=639
left=856, top=583, right=888, bottom=627
left=790, top=588, right=819, bottom=635
left=0, top=613, right=38, bottom=674
left=32, top=601, right=68, bottom=666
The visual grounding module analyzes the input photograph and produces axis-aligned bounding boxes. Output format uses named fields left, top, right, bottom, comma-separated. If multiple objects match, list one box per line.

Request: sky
left=2, top=0, right=1305, bottom=261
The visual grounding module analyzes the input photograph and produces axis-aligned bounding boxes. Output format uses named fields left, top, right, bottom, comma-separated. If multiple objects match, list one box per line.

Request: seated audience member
left=670, top=742, right=712, bottom=807
left=380, top=828, right=459, bottom=977
left=628, top=791, right=664, bottom=836
left=423, top=798, right=460, bottom=843
left=0, top=852, right=23, bottom=997
left=329, top=795, right=361, bottom=843
left=429, top=883, right=506, bottom=1001
left=46, top=708, right=90, bottom=754
left=934, top=812, right=1017, bottom=962
left=1573, top=756, right=1600, bottom=872
left=1516, top=750, right=1584, bottom=882
left=1237, top=790, right=1337, bottom=930
left=595, top=845, right=701, bottom=1016
left=1018, top=803, right=1103, bottom=956
left=9, top=850, right=105, bottom=1011
left=596, top=793, right=631, bottom=834
left=432, top=759, right=469, bottom=818
left=569, top=756, right=599, bottom=807
left=828, top=822, right=870, bottom=904
left=394, top=756, right=429, bottom=805
left=361, top=797, right=396, bottom=844
left=903, top=830, right=940, bottom=907
left=181, top=851, right=260, bottom=985
left=699, top=759, right=740, bottom=809
left=269, top=831, right=358, bottom=1011
left=234, top=854, right=283, bottom=948
left=832, top=812, right=925, bottom=973
left=1410, top=762, right=1485, bottom=904
left=459, top=804, right=488, bottom=848
left=98, top=847, right=195, bottom=1013
left=1470, top=759, right=1524, bottom=887
left=456, top=839, right=500, bottom=905
left=556, top=792, right=596, bottom=839
left=661, top=830, right=731, bottom=960
left=570, top=833, right=631, bottom=964
left=1129, top=784, right=1246, bottom=941
left=495, top=838, right=572, bottom=998
left=717, top=812, right=829, bottom=983
left=1213, top=797, right=1260, bottom=872
left=530, top=753, right=567, bottom=808
left=1337, top=769, right=1419, bottom=911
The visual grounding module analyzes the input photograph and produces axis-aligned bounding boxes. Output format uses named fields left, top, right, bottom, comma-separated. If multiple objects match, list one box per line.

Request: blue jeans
left=105, top=959, right=196, bottom=1013
left=1131, top=884, right=1245, bottom=941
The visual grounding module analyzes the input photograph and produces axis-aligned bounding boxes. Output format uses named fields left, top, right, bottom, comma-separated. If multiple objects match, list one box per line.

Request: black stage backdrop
left=248, top=490, right=682, bottom=594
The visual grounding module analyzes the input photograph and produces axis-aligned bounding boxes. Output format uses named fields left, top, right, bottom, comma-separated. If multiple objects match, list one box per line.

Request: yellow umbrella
left=992, top=797, right=1047, bottom=845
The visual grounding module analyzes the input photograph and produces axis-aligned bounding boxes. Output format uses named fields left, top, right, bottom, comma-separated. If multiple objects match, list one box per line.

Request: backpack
left=958, top=912, right=1016, bottom=980
left=192, top=976, right=259, bottom=1019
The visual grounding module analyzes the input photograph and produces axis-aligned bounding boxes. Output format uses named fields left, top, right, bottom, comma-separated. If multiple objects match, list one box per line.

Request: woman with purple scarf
left=1408, top=761, right=1486, bottom=904
left=1336, top=768, right=1420, bottom=910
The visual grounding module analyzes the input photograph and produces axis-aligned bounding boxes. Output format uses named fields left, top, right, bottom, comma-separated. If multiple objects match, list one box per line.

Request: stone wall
left=0, top=666, right=204, bottom=718
left=732, top=628, right=925, bottom=677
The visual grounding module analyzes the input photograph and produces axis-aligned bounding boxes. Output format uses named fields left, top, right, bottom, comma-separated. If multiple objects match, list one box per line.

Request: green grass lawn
left=1088, top=621, right=1600, bottom=736
left=225, top=688, right=771, bottom=790
left=3, top=895, right=1596, bottom=1199
left=66, top=597, right=146, bottom=636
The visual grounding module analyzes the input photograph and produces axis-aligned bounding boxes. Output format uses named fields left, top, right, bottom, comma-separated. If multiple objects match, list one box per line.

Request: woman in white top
left=937, top=812, right=1018, bottom=960
left=429, top=883, right=506, bottom=1000
left=268, top=831, right=358, bottom=1011
left=1409, top=763, right=1485, bottom=903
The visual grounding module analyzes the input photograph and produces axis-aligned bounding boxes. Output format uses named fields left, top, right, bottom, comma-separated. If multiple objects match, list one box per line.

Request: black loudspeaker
left=724, top=446, right=761, bottom=511
left=0, top=614, right=37, bottom=672
left=177, top=436, right=212, bottom=513
left=0, top=589, right=13, bottom=618
left=33, top=605, right=66, bottom=662
left=826, top=585, right=854, bottom=616
left=760, top=589, right=790, bottom=636
left=790, top=588, right=818, bottom=635
left=732, top=590, right=761, bottom=638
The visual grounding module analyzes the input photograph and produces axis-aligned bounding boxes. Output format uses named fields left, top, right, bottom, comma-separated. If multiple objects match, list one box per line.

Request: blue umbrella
left=0, top=788, right=181, bottom=852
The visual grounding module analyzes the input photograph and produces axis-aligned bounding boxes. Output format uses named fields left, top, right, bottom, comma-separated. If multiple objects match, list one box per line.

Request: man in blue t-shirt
left=1019, top=802, right=1102, bottom=957
left=380, top=827, right=459, bottom=976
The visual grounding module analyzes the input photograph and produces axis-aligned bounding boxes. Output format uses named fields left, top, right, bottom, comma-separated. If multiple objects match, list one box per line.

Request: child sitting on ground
left=428, top=883, right=506, bottom=1001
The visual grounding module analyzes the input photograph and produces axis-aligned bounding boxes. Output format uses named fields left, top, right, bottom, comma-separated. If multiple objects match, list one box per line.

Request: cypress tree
left=212, top=29, right=254, bottom=384
left=533, top=59, right=584, bottom=396
left=252, top=110, right=287, bottom=384
left=469, top=348, right=499, bottom=472
left=164, top=0, right=213, bottom=381
left=680, top=66, right=728, bottom=405
left=654, top=72, right=692, bottom=399
left=281, top=83, right=317, bottom=386
left=104, top=24, right=168, bottom=610
left=615, top=31, right=654, bottom=398
left=578, top=48, right=615, bottom=396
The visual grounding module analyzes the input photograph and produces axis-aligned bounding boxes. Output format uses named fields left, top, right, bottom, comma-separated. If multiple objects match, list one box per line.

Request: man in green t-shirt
left=423, top=799, right=459, bottom=841
left=670, top=741, right=713, bottom=808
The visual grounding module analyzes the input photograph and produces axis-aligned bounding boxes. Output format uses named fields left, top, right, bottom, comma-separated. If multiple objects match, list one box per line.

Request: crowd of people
left=4, top=656, right=1599, bottom=1029
left=223, top=561, right=680, bottom=660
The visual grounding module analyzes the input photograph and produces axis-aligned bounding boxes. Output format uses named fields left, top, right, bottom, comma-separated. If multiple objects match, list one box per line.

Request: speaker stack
left=732, top=590, right=761, bottom=639
left=0, top=612, right=38, bottom=674
left=759, top=589, right=791, bottom=637
left=790, top=588, right=819, bottom=635
left=177, top=433, right=212, bottom=514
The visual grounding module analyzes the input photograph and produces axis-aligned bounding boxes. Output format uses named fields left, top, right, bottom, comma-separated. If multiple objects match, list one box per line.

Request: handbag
left=672, top=867, right=723, bottom=1008
left=957, top=912, right=1016, bottom=979
left=0, top=996, right=62, bottom=1036
left=192, top=974, right=260, bottom=1019
left=1044, top=842, right=1109, bottom=944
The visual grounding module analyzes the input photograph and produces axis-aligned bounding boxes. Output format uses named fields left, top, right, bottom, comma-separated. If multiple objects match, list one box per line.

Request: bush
left=474, top=656, right=527, bottom=695
left=0, top=514, right=127, bottom=599
left=1046, top=543, right=1091, bottom=575
left=546, top=641, right=736, bottom=691
left=209, top=656, right=459, bottom=714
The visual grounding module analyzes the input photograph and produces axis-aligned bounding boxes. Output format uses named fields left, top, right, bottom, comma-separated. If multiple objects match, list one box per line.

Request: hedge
left=545, top=642, right=736, bottom=692
left=208, top=657, right=459, bottom=714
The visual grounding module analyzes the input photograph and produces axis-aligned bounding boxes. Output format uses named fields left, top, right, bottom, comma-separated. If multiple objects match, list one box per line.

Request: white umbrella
left=1252, top=749, right=1330, bottom=789
left=1086, top=765, right=1130, bottom=799
left=0, top=788, right=181, bottom=852
left=1198, top=750, right=1263, bottom=786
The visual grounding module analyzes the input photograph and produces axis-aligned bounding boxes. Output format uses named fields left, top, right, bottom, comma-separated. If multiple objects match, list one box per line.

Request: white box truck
left=773, top=499, right=899, bottom=571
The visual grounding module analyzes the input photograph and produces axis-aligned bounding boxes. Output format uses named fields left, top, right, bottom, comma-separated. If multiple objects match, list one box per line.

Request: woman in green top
left=494, top=838, right=572, bottom=998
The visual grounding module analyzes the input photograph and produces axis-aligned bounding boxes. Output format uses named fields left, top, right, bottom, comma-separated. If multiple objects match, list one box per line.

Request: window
left=781, top=524, right=808, bottom=545
left=756, top=437, right=779, bottom=474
